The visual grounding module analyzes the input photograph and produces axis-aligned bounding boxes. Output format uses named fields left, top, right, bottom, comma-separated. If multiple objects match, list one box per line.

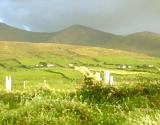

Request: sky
left=0, top=0, right=160, bottom=34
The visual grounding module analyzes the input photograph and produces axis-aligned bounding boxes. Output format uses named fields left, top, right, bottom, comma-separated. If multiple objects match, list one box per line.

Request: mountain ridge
left=0, top=23, right=160, bottom=57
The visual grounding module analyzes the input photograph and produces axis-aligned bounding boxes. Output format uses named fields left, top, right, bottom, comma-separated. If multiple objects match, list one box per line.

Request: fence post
left=109, top=76, right=114, bottom=85
left=44, top=80, right=47, bottom=87
left=5, top=76, right=12, bottom=92
left=95, top=72, right=102, bottom=82
left=104, top=70, right=110, bottom=85
left=23, top=81, right=26, bottom=89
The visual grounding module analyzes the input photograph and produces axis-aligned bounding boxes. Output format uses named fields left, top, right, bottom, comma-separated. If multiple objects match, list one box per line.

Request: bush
left=78, top=76, right=160, bottom=106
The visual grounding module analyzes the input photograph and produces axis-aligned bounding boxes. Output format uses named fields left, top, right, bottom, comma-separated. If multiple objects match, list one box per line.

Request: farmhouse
left=47, top=64, right=55, bottom=68
left=34, top=63, right=55, bottom=68
left=68, top=64, right=74, bottom=68
left=148, top=65, right=154, bottom=68
left=117, top=64, right=132, bottom=69
left=118, top=64, right=127, bottom=69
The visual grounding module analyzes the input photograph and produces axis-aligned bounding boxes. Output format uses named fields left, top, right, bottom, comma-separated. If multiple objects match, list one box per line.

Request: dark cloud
left=0, top=0, right=160, bottom=34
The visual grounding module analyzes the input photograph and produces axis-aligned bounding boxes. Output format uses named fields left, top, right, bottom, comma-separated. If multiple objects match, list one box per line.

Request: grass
left=0, top=41, right=159, bottom=124
left=0, top=80, right=159, bottom=125
left=0, top=68, right=82, bottom=91
left=95, top=55, right=160, bottom=66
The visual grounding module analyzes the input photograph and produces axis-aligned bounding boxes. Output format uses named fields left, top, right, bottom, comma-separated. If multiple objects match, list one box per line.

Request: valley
left=0, top=24, right=159, bottom=125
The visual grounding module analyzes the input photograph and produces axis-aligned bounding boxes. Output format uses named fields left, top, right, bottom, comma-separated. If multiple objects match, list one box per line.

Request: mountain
left=48, top=25, right=121, bottom=45
left=0, top=23, right=160, bottom=56
left=120, top=32, right=160, bottom=56
left=0, top=23, right=54, bottom=42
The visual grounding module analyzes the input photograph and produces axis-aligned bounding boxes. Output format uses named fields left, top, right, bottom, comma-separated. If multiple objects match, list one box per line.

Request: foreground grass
left=0, top=81, right=159, bottom=125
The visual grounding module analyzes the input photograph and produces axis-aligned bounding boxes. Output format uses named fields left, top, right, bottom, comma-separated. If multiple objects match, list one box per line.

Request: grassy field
left=0, top=41, right=159, bottom=124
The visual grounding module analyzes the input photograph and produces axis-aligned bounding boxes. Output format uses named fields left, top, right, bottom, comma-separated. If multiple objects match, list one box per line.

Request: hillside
left=121, top=32, right=160, bottom=56
left=48, top=25, right=121, bottom=46
left=0, top=41, right=144, bottom=59
left=0, top=23, right=54, bottom=42
left=0, top=41, right=158, bottom=66
left=0, top=23, right=160, bottom=56
left=0, top=41, right=159, bottom=125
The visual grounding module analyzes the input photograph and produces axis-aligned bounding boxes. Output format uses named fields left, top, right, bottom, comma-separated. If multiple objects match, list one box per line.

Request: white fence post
left=104, top=70, right=110, bottom=85
left=5, top=76, right=12, bottom=92
left=23, top=81, right=26, bottom=89
left=44, top=80, right=47, bottom=87
left=104, top=71, right=114, bottom=85
left=95, top=72, right=102, bottom=82
left=109, top=76, right=114, bottom=85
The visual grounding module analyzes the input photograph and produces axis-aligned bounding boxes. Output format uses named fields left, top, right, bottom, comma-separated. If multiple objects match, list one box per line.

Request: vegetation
left=1, top=23, right=160, bottom=56
left=0, top=41, right=159, bottom=124
left=0, top=76, right=159, bottom=125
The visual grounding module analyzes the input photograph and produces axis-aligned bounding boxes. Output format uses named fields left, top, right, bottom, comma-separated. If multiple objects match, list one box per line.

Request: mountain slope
left=0, top=23, right=160, bottom=56
left=0, top=23, right=54, bottom=42
left=48, top=25, right=121, bottom=46
left=0, top=41, right=154, bottom=60
left=47, top=25, right=160, bottom=57
left=120, top=32, right=160, bottom=56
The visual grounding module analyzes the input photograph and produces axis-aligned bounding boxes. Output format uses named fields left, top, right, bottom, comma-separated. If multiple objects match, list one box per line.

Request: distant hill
left=0, top=41, right=151, bottom=60
left=0, top=23, right=54, bottom=42
left=120, top=32, right=160, bottom=56
left=0, top=23, right=160, bottom=56
left=0, top=41, right=158, bottom=71
left=48, top=25, right=121, bottom=45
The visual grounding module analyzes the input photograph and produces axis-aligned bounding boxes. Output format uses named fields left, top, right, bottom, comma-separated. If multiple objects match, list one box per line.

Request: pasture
left=0, top=42, right=159, bottom=125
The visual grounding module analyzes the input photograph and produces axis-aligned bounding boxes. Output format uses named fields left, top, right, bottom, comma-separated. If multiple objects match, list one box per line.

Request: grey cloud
left=0, top=0, right=160, bottom=34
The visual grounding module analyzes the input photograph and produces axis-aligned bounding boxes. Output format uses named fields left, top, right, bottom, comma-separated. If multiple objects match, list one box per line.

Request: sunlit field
left=0, top=42, right=159, bottom=125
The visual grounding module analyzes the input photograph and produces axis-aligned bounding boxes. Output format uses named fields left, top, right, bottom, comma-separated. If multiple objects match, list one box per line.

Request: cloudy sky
left=0, top=0, right=160, bottom=34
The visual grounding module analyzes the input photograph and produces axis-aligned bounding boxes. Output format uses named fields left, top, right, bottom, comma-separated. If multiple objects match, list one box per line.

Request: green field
left=0, top=41, right=160, bottom=125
